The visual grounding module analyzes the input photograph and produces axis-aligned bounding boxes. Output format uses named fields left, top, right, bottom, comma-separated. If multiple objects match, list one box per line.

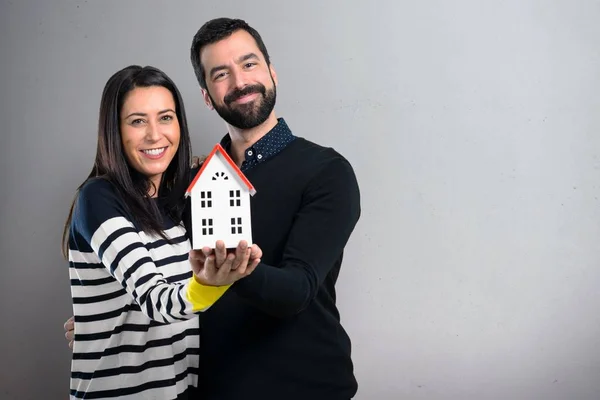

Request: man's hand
left=191, top=155, right=206, bottom=168
left=195, top=240, right=262, bottom=270
left=190, top=240, right=262, bottom=286
left=64, top=316, right=74, bottom=350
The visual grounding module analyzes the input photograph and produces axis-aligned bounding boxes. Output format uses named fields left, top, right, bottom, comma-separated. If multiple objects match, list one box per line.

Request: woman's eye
left=131, top=118, right=144, bottom=125
left=161, top=115, right=173, bottom=121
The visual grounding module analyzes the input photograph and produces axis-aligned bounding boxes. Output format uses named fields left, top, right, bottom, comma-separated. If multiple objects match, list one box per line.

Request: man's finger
left=204, top=254, right=216, bottom=276
left=64, top=316, right=74, bottom=332
left=231, top=240, right=248, bottom=270
left=191, top=155, right=206, bottom=168
left=215, top=253, right=235, bottom=282
left=189, top=250, right=202, bottom=275
left=194, top=254, right=215, bottom=285
left=222, top=252, right=235, bottom=273
left=214, top=240, right=227, bottom=267
left=245, top=258, right=261, bottom=276
left=189, top=249, right=204, bottom=260
left=201, top=246, right=212, bottom=257
left=249, top=257, right=261, bottom=271
left=236, top=247, right=252, bottom=275
left=249, top=244, right=262, bottom=260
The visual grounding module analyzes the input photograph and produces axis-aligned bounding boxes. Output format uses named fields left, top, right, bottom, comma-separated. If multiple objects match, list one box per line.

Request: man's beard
left=210, top=81, right=276, bottom=130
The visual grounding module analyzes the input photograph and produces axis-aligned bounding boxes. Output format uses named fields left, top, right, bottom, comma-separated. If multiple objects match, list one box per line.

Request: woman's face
left=120, top=86, right=180, bottom=192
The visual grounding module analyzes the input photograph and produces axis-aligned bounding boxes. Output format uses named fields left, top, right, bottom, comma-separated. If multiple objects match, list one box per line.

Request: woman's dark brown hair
left=61, top=65, right=192, bottom=258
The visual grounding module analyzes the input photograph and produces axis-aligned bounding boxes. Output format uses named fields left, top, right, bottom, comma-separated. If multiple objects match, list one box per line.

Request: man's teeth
left=143, top=148, right=165, bottom=155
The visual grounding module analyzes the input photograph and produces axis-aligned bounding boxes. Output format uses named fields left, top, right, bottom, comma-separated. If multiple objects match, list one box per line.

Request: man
left=189, top=18, right=361, bottom=400
left=66, top=17, right=361, bottom=400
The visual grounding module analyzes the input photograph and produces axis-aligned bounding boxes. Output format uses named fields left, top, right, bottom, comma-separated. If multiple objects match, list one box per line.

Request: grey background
left=1, top=0, right=600, bottom=399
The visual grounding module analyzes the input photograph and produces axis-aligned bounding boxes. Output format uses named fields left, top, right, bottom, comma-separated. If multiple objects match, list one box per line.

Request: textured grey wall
left=1, top=1, right=600, bottom=399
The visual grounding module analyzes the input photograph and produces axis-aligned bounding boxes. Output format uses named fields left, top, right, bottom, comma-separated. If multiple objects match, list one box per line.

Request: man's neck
left=227, top=112, right=278, bottom=166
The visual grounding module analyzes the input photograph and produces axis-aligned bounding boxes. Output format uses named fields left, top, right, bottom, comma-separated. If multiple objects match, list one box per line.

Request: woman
left=62, top=65, right=259, bottom=399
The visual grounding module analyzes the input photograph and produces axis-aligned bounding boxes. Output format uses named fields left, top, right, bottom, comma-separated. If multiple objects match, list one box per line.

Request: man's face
left=200, top=29, right=277, bottom=129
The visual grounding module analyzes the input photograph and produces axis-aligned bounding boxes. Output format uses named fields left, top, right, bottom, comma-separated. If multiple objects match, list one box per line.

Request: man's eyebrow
left=208, top=53, right=260, bottom=77
left=236, top=52, right=259, bottom=63
left=209, top=64, right=227, bottom=77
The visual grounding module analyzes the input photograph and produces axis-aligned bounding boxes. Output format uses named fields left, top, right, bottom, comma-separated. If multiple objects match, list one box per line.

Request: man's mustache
left=224, top=84, right=266, bottom=105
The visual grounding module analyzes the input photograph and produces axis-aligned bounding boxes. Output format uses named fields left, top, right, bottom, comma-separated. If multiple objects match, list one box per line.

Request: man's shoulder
left=288, top=137, right=349, bottom=162
left=287, top=137, right=354, bottom=176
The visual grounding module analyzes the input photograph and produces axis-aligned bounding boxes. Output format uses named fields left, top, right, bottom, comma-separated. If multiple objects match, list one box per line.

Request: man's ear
left=201, top=89, right=214, bottom=110
left=269, top=64, right=278, bottom=87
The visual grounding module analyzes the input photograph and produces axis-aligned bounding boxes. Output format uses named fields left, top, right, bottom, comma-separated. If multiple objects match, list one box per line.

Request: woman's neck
left=148, top=174, right=162, bottom=198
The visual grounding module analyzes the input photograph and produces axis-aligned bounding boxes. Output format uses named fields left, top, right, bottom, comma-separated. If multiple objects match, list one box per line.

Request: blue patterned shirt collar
left=220, top=117, right=296, bottom=173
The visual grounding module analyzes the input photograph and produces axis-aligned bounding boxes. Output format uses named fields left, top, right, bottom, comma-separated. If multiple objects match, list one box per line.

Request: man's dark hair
left=190, top=18, right=271, bottom=89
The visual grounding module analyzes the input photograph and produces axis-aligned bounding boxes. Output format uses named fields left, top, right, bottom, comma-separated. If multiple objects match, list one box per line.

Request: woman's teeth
left=143, top=147, right=165, bottom=155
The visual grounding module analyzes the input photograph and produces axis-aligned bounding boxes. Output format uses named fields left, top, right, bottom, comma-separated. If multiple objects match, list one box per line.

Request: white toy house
left=185, top=143, right=256, bottom=249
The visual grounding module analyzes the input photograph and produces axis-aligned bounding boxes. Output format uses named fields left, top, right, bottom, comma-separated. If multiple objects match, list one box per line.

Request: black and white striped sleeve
left=72, top=179, right=229, bottom=323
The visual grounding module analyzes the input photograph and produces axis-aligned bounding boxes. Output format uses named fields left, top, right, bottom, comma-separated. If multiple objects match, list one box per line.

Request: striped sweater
left=67, top=178, right=227, bottom=399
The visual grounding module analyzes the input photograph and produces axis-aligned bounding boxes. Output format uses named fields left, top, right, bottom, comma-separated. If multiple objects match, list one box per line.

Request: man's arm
left=231, top=156, right=361, bottom=318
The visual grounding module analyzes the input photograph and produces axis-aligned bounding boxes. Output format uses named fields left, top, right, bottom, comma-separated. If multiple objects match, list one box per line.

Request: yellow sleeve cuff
left=186, top=276, right=230, bottom=312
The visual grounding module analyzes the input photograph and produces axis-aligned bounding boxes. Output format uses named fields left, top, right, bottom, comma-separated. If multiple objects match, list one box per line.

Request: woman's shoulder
left=74, top=177, right=129, bottom=224
left=78, top=177, right=120, bottom=203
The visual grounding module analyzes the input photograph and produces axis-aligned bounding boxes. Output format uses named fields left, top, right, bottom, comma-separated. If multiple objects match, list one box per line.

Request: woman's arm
left=71, top=179, right=255, bottom=323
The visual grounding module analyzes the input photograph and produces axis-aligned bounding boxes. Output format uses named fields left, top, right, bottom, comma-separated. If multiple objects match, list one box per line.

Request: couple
left=63, top=17, right=361, bottom=400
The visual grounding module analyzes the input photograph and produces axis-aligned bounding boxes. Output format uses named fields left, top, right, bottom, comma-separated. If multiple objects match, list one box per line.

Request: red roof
left=185, top=143, right=256, bottom=197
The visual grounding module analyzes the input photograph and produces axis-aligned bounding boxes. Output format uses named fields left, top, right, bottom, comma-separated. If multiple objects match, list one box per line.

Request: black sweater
left=191, top=137, right=361, bottom=400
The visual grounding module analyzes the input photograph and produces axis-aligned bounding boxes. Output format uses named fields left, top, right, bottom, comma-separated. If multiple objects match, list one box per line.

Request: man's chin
left=232, top=119, right=263, bottom=130
left=229, top=100, right=260, bottom=112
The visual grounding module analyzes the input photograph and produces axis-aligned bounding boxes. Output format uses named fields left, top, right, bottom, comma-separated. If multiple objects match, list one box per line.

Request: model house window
left=200, top=191, right=212, bottom=208
left=229, top=190, right=241, bottom=207
left=230, top=217, right=243, bottom=234
left=202, top=218, right=213, bottom=235
left=212, top=171, right=229, bottom=180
